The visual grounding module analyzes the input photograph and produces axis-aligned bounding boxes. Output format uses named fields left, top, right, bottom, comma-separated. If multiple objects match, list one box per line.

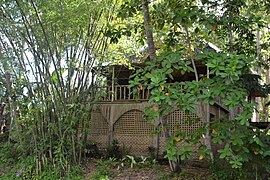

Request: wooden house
left=86, top=43, right=270, bottom=156
left=87, top=61, right=230, bottom=156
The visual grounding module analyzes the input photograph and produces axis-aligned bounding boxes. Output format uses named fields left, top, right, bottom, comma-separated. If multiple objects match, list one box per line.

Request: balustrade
left=94, top=85, right=150, bottom=101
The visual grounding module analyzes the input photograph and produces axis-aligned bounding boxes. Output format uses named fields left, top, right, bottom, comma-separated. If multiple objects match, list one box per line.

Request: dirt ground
left=82, top=158, right=215, bottom=180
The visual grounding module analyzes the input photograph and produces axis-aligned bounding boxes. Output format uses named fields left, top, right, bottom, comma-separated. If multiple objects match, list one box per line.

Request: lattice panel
left=89, top=111, right=109, bottom=135
left=158, top=110, right=203, bottom=156
left=114, top=110, right=154, bottom=155
left=114, top=110, right=154, bottom=135
left=88, top=134, right=108, bottom=148
left=88, top=111, right=109, bottom=147
left=114, top=135, right=153, bottom=155
left=159, top=136, right=167, bottom=154
left=165, top=110, right=202, bottom=135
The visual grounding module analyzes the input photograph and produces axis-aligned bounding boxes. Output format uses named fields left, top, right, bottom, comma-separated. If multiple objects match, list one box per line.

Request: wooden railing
left=94, top=85, right=229, bottom=110
left=94, top=85, right=150, bottom=102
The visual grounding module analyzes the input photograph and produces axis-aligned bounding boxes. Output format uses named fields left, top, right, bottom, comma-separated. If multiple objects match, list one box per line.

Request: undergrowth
left=0, top=142, right=83, bottom=179
left=210, top=158, right=270, bottom=180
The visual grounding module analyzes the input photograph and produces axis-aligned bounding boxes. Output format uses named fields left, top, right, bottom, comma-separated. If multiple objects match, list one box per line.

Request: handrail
left=93, top=85, right=229, bottom=110
left=93, top=85, right=150, bottom=101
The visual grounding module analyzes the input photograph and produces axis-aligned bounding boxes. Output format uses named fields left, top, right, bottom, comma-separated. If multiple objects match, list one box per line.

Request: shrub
left=105, top=139, right=130, bottom=159
left=85, top=140, right=101, bottom=158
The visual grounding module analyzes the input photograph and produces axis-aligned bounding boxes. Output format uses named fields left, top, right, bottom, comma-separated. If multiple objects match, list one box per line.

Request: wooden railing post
left=94, top=84, right=161, bottom=101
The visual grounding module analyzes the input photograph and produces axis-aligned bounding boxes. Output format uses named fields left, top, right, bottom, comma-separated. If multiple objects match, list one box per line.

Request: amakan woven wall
left=167, top=110, right=201, bottom=134
left=114, top=110, right=154, bottom=155
left=88, top=110, right=109, bottom=147
left=87, top=106, right=214, bottom=156
left=159, top=110, right=202, bottom=153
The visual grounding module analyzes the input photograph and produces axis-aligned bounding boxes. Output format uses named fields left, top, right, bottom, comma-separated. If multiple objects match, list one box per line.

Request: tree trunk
left=256, top=29, right=261, bottom=122
left=263, top=63, right=269, bottom=122
left=141, top=0, right=180, bottom=172
left=142, top=0, right=156, bottom=60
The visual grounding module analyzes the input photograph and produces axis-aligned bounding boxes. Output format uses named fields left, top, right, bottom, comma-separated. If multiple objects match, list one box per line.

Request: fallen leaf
left=199, top=154, right=204, bottom=160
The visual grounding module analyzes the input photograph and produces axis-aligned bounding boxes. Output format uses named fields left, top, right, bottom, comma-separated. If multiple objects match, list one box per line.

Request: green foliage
left=211, top=155, right=270, bottom=180
left=1, top=156, right=36, bottom=179
left=116, top=0, right=270, bottom=176
left=210, top=159, right=246, bottom=180
left=164, top=128, right=210, bottom=163
left=0, top=141, right=83, bottom=179
left=1, top=0, right=270, bottom=177
left=126, top=155, right=137, bottom=168
left=39, top=165, right=83, bottom=180
left=130, top=51, right=197, bottom=117
left=129, top=46, right=270, bottom=172
left=211, top=117, right=270, bottom=170
left=104, top=139, right=130, bottom=159
left=91, top=155, right=159, bottom=180
left=124, top=155, right=158, bottom=169
left=84, top=140, right=102, bottom=158
left=91, top=158, right=116, bottom=180
left=0, top=142, right=22, bottom=167
left=198, top=51, right=252, bottom=82
left=0, top=0, right=115, bottom=177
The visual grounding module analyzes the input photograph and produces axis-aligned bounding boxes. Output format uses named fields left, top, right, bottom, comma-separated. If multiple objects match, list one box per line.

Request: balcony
left=94, top=85, right=150, bottom=102
left=93, top=84, right=229, bottom=113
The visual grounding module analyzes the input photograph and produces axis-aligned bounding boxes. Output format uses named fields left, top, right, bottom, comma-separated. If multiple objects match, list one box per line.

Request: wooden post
left=206, top=67, right=210, bottom=122
left=153, top=117, right=160, bottom=158
left=204, top=66, right=214, bottom=161
left=265, top=64, right=269, bottom=122
left=108, top=105, right=114, bottom=146
left=111, top=66, right=115, bottom=102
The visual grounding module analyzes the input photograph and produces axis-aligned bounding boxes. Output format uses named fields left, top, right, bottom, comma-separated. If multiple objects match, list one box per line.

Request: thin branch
left=185, top=27, right=199, bottom=81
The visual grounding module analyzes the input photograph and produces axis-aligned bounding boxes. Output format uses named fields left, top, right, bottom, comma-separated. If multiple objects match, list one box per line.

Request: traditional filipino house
left=87, top=43, right=232, bottom=156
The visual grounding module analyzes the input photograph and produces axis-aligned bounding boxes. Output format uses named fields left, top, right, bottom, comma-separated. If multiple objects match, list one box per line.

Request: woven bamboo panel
left=88, top=134, right=109, bottom=148
left=88, top=111, right=109, bottom=147
left=166, top=110, right=202, bottom=135
left=89, top=111, right=109, bottom=135
left=158, top=110, right=203, bottom=154
left=114, top=110, right=154, bottom=135
left=159, top=136, right=167, bottom=154
left=159, top=136, right=202, bottom=160
left=114, top=110, right=154, bottom=155
left=114, top=135, right=153, bottom=155
left=158, top=136, right=198, bottom=155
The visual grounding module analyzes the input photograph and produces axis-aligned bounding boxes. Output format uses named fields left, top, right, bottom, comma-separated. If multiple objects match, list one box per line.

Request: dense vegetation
left=1, top=0, right=270, bottom=179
